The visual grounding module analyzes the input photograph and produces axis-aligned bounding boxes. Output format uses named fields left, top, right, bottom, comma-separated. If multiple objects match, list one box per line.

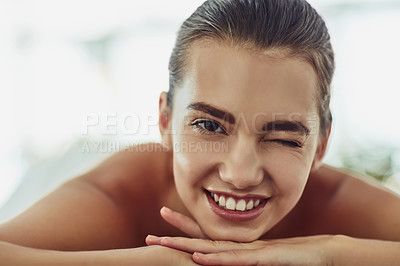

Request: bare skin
left=1, top=42, right=400, bottom=264
left=0, top=144, right=199, bottom=265
left=0, top=144, right=399, bottom=248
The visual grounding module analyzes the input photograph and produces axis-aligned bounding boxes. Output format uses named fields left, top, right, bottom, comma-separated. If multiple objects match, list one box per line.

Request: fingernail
left=194, top=252, right=205, bottom=257
left=161, top=206, right=171, bottom=213
left=146, top=235, right=159, bottom=240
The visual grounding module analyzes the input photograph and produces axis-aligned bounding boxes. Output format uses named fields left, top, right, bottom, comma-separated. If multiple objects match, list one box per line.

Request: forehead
left=174, top=41, right=319, bottom=122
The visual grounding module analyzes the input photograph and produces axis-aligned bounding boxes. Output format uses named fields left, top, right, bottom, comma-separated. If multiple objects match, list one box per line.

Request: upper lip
left=205, top=189, right=270, bottom=200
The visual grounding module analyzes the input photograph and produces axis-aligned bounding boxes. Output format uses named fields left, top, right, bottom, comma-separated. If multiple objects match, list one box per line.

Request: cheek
left=172, top=143, right=224, bottom=217
left=172, top=136, right=220, bottom=197
left=173, top=150, right=202, bottom=186
left=263, top=149, right=315, bottom=204
left=172, top=117, right=223, bottom=186
left=274, top=166, right=308, bottom=200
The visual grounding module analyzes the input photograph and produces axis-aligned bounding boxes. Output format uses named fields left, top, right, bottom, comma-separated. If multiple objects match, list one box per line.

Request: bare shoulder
left=307, top=165, right=400, bottom=240
left=268, top=165, right=400, bottom=240
left=0, top=142, right=174, bottom=250
left=82, top=142, right=174, bottom=203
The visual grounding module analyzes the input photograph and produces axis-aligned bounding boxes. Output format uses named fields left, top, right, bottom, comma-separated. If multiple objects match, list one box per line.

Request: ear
left=159, top=91, right=173, bottom=147
left=310, top=124, right=331, bottom=172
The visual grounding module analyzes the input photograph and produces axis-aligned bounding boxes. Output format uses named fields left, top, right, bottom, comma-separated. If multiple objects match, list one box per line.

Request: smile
left=205, top=189, right=269, bottom=222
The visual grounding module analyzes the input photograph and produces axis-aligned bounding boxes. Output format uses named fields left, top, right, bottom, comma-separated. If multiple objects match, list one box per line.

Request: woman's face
left=166, top=41, right=325, bottom=242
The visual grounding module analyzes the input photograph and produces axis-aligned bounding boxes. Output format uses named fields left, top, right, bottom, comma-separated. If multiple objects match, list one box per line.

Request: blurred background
left=0, top=0, right=400, bottom=222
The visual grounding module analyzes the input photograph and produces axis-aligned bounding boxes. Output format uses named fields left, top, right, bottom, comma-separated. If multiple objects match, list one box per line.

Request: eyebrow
left=186, top=102, right=236, bottom=124
left=263, top=121, right=310, bottom=136
left=186, top=101, right=310, bottom=136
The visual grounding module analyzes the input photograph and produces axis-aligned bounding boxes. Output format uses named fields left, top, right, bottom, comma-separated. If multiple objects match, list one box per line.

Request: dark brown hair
left=168, top=0, right=334, bottom=135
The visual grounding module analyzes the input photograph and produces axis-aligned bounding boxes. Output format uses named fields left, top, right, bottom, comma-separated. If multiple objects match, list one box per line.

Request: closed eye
left=190, top=119, right=227, bottom=135
left=268, top=139, right=303, bottom=148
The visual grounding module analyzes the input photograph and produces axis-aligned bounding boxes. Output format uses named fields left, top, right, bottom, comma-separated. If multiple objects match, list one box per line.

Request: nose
left=219, top=136, right=264, bottom=189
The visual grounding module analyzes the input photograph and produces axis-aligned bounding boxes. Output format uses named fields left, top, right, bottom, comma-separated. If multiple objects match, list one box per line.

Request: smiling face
left=160, top=41, right=328, bottom=242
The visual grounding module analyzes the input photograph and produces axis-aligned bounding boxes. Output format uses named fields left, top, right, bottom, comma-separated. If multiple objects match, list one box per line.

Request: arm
left=0, top=240, right=197, bottom=266
left=331, top=235, right=400, bottom=266
left=0, top=176, right=137, bottom=250
left=147, top=234, right=400, bottom=266
left=0, top=143, right=171, bottom=250
left=0, top=144, right=196, bottom=265
left=148, top=210, right=400, bottom=266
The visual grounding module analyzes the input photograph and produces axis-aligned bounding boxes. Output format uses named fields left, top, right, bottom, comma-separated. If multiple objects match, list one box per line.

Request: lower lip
left=206, top=191, right=268, bottom=222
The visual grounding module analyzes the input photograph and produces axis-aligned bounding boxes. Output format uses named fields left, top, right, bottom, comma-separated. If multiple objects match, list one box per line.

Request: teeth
left=226, top=197, right=236, bottom=210
left=246, top=200, right=254, bottom=210
left=209, top=191, right=264, bottom=211
left=213, top=193, right=219, bottom=202
left=236, top=199, right=246, bottom=211
left=219, top=196, right=226, bottom=207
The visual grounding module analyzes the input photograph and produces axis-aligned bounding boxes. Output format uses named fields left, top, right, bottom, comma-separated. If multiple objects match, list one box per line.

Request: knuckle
left=209, top=240, right=220, bottom=248
left=229, top=249, right=242, bottom=257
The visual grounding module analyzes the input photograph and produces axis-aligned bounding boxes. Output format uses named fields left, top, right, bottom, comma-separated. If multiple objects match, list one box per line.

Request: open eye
left=191, top=120, right=227, bottom=134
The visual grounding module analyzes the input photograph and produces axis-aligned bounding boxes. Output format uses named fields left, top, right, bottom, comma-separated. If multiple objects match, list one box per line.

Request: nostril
left=218, top=161, right=264, bottom=189
left=255, top=169, right=264, bottom=183
left=232, top=174, right=264, bottom=189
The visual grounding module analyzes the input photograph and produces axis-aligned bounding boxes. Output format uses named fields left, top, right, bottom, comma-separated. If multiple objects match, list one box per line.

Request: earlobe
left=159, top=111, right=169, bottom=130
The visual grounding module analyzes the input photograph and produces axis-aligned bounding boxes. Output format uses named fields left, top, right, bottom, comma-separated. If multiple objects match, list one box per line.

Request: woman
left=1, top=0, right=399, bottom=265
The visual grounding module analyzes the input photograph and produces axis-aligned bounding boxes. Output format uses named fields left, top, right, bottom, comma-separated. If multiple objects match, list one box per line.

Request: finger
left=193, top=245, right=322, bottom=266
left=192, top=249, right=266, bottom=266
left=159, top=237, right=262, bottom=254
left=145, top=234, right=162, bottom=246
left=261, top=235, right=328, bottom=245
left=160, top=206, right=207, bottom=239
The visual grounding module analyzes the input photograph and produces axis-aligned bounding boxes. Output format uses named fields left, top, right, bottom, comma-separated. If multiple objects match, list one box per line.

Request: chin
left=203, top=225, right=265, bottom=242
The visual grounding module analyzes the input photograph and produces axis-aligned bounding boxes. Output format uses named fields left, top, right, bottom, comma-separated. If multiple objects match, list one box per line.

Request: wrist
left=326, top=234, right=352, bottom=266
left=328, top=234, right=400, bottom=266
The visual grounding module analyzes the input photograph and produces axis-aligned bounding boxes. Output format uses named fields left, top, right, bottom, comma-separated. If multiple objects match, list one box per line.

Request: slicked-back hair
left=168, top=0, right=334, bottom=136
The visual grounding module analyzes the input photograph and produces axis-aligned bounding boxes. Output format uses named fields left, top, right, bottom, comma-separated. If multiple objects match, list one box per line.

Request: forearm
left=0, top=240, right=112, bottom=266
left=0, top=241, right=161, bottom=266
left=332, top=235, right=400, bottom=266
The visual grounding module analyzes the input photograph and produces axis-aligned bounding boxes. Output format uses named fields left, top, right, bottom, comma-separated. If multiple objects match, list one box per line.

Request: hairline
left=169, top=37, right=322, bottom=134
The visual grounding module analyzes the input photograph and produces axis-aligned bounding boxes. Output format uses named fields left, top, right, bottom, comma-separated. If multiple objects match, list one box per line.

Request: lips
left=205, top=189, right=269, bottom=222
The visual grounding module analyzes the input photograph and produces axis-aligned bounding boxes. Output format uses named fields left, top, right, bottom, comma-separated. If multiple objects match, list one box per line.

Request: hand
left=146, top=234, right=336, bottom=266
left=146, top=206, right=336, bottom=265
left=135, top=245, right=200, bottom=266
left=158, top=206, right=208, bottom=239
